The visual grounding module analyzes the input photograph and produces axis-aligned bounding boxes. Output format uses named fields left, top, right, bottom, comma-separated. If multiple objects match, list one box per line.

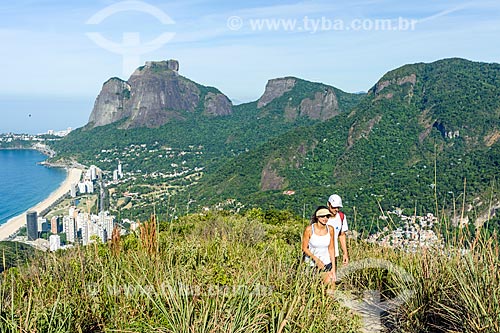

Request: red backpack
left=335, top=211, right=346, bottom=236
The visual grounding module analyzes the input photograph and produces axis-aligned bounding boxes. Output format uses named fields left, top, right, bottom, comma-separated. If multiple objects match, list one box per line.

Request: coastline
left=0, top=142, right=56, bottom=158
left=0, top=168, right=82, bottom=241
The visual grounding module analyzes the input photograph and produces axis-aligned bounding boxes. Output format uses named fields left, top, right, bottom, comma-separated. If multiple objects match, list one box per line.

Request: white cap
left=328, top=194, right=343, bottom=208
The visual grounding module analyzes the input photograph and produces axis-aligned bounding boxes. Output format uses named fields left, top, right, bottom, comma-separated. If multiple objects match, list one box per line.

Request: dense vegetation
left=194, top=58, right=500, bottom=234
left=49, top=78, right=364, bottom=222
left=0, top=241, right=35, bottom=272
left=0, top=211, right=498, bottom=332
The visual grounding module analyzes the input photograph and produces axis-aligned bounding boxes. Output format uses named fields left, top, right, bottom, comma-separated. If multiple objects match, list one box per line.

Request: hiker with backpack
left=302, top=206, right=336, bottom=285
left=326, top=194, right=349, bottom=266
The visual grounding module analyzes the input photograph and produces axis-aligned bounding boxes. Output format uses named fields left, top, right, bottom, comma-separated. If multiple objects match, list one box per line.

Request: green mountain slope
left=193, top=58, right=500, bottom=232
left=52, top=77, right=362, bottom=166
left=49, top=73, right=363, bottom=219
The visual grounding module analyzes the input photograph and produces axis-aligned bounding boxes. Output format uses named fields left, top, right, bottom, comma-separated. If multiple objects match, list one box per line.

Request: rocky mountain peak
left=257, top=77, right=297, bottom=108
left=87, top=60, right=233, bottom=129
left=256, top=77, right=345, bottom=122
left=88, top=78, right=132, bottom=127
left=128, top=60, right=179, bottom=79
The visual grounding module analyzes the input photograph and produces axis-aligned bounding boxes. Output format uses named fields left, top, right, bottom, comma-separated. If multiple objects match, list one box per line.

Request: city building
left=37, top=216, right=50, bottom=233
left=26, top=211, right=38, bottom=241
left=89, top=165, right=97, bottom=181
left=85, top=180, right=94, bottom=193
left=118, top=161, right=123, bottom=178
left=70, top=183, right=77, bottom=197
left=49, top=234, right=61, bottom=251
left=50, top=216, right=62, bottom=234
left=63, top=216, right=76, bottom=243
left=78, top=182, right=87, bottom=194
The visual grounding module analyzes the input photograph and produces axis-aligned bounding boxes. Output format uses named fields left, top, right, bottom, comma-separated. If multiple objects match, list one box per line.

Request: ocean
left=0, top=150, right=66, bottom=225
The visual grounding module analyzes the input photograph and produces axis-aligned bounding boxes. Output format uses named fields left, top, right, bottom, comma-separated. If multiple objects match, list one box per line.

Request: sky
left=1, top=0, right=499, bottom=134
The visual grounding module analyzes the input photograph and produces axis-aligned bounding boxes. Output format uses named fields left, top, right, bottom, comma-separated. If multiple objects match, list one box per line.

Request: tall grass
left=340, top=221, right=499, bottom=332
left=0, top=209, right=498, bottom=332
left=0, top=213, right=360, bottom=332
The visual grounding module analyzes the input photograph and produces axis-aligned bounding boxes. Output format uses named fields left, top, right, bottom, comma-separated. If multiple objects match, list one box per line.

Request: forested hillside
left=194, top=58, right=500, bottom=233
left=49, top=75, right=363, bottom=219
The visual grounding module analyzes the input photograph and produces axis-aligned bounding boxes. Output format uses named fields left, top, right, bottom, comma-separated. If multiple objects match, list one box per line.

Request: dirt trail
left=336, top=290, right=394, bottom=333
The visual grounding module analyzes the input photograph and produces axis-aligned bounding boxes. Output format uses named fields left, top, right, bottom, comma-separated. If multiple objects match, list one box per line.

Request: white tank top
left=305, top=224, right=332, bottom=266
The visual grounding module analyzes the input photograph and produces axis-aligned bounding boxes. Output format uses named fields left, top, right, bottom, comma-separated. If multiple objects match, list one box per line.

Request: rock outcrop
left=260, top=160, right=286, bottom=190
left=88, top=78, right=132, bottom=127
left=299, top=89, right=340, bottom=120
left=256, top=77, right=343, bottom=121
left=373, top=73, right=417, bottom=95
left=203, top=92, right=233, bottom=116
left=257, top=77, right=296, bottom=108
left=87, top=60, right=233, bottom=129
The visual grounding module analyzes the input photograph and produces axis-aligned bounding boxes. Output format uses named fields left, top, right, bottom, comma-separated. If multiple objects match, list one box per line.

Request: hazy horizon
left=2, top=0, right=499, bottom=133
left=0, top=95, right=93, bottom=134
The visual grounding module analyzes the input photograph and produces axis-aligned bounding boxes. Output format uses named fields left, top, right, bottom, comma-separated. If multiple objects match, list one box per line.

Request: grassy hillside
left=0, top=213, right=360, bottom=332
left=0, top=211, right=497, bottom=332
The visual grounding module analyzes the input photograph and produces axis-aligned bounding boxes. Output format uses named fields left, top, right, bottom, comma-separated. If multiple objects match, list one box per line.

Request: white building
left=85, top=180, right=94, bottom=193
left=77, top=181, right=95, bottom=194
left=49, top=235, right=61, bottom=251
left=76, top=212, right=87, bottom=231
left=63, top=216, right=76, bottom=243
left=68, top=206, right=77, bottom=218
left=90, top=165, right=97, bottom=180
left=37, top=217, right=48, bottom=232
left=99, top=211, right=115, bottom=241
left=81, top=220, right=90, bottom=245
left=70, top=183, right=77, bottom=197
left=78, top=182, right=87, bottom=194
left=118, top=161, right=123, bottom=178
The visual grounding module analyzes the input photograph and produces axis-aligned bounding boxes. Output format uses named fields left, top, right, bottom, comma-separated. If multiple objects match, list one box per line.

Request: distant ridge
left=194, top=58, right=500, bottom=230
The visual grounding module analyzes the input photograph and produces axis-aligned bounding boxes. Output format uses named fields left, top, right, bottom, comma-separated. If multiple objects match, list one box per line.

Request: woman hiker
left=302, top=206, right=336, bottom=287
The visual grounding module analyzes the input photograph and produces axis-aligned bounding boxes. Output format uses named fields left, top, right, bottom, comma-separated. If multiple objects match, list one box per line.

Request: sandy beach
left=0, top=168, right=82, bottom=241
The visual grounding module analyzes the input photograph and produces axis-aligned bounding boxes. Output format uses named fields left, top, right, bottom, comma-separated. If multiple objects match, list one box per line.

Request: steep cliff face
left=256, top=77, right=345, bottom=122
left=87, top=60, right=233, bottom=129
left=88, top=78, right=132, bottom=127
left=257, top=77, right=296, bottom=108
left=203, top=92, right=233, bottom=116
left=298, top=89, right=340, bottom=120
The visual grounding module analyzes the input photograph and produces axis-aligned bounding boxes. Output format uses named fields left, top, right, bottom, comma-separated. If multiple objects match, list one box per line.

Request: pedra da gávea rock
left=88, top=60, right=233, bottom=129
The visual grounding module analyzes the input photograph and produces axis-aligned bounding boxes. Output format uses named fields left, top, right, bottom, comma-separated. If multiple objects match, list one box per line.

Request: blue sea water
left=0, top=150, right=67, bottom=225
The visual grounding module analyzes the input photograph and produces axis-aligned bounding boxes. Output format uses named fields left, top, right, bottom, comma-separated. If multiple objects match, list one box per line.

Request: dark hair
left=310, top=205, right=329, bottom=224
